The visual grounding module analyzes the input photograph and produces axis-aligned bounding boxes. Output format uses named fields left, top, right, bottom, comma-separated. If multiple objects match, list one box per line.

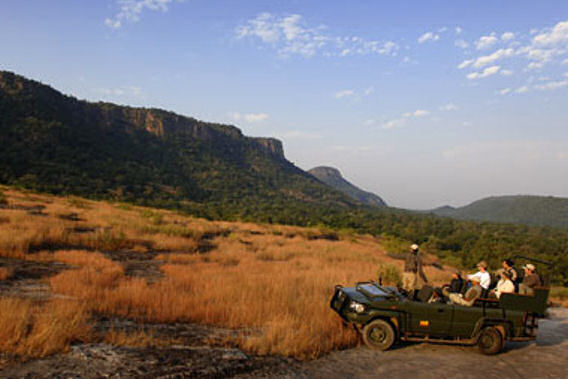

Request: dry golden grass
left=0, top=267, right=11, bottom=281
left=0, top=187, right=452, bottom=360
left=104, top=329, right=155, bottom=348
left=0, top=298, right=91, bottom=358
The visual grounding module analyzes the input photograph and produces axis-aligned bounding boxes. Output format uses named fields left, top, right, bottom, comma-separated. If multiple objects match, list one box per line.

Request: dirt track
left=302, top=307, right=568, bottom=379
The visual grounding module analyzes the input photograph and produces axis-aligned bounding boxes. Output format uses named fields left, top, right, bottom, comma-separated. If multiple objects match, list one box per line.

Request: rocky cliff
left=308, top=166, right=387, bottom=207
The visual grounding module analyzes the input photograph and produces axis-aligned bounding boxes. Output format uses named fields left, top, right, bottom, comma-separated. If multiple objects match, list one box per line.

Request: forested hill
left=431, top=195, right=568, bottom=228
left=308, top=166, right=387, bottom=207
left=0, top=70, right=357, bottom=220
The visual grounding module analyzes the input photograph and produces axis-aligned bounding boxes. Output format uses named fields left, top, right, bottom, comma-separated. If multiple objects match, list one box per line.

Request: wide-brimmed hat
left=470, top=276, right=481, bottom=283
left=523, top=263, right=536, bottom=271
left=477, top=260, right=488, bottom=269
left=410, top=244, right=419, bottom=251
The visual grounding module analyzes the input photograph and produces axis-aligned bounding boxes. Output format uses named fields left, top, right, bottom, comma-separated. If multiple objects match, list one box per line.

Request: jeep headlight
left=349, top=301, right=366, bottom=314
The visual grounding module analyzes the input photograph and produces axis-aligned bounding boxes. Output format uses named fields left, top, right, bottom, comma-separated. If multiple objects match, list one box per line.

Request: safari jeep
left=330, top=259, right=551, bottom=355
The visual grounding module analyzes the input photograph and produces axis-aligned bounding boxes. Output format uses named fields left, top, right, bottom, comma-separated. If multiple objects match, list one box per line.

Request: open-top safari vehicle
left=330, top=256, right=552, bottom=354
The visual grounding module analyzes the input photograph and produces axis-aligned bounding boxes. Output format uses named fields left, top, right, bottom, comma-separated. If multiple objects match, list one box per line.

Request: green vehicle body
left=330, top=282, right=549, bottom=354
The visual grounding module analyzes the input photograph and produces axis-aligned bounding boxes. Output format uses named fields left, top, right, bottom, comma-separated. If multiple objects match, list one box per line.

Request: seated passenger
left=438, top=270, right=465, bottom=298
left=491, top=270, right=515, bottom=299
left=449, top=277, right=483, bottom=306
left=502, top=259, right=519, bottom=290
left=518, top=264, right=541, bottom=295
left=467, top=260, right=491, bottom=291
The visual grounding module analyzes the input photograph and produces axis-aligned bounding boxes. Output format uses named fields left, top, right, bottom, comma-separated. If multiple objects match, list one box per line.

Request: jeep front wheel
left=478, top=327, right=503, bottom=355
left=362, top=319, right=395, bottom=351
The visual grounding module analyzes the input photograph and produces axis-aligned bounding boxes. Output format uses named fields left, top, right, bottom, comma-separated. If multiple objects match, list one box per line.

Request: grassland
left=0, top=186, right=454, bottom=360
left=3, top=186, right=563, bottom=363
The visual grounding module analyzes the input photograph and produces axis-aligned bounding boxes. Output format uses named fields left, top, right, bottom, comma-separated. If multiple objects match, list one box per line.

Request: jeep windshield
left=356, top=283, right=396, bottom=299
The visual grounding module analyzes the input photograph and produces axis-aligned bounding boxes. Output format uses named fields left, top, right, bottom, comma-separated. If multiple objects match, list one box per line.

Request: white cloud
left=458, top=59, right=473, bottom=69
left=466, top=65, right=500, bottom=80
left=499, top=88, right=512, bottom=95
left=501, top=32, right=515, bottom=41
left=527, top=61, right=545, bottom=70
left=533, top=21, right=568, bottom=46
left=334, top=89, right=355, bottom=99
left=476, top=34, right=498, bottom=50
left=364, top=86, right=375, bottom=96
left=455, top=39, right=469, bottom=49
left=334, top=87, right=375, bottom=99
left=237, top=13, right=399, bottom=58
left=500, top=69, right=513, bottom=76
left=563, top=58, right=568, bottom=65
left=382, top=118, right=407, bottom=129
left=418, top=32, right=440, bottom=43
left=455, top=26, right=463, bottom=35
left=534, top=80, right=568, bottom=91
left=439, top=103, right=458, bottom=111
left=403, top=109, right=430, bottom=118
left=105, top=0, right=183, bottom=29
left=515, top=86, right=529, bottom=94
left=472, top=48, right=514, bottom=68
left=382, top=109, right=430, bottom=129
left=564, top=72, right=568, bottom=77
left=232, top=112, right=269, bottom=123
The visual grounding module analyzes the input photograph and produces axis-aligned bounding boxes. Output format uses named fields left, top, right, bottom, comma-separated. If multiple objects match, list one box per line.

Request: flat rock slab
left=302, top=307, right=568, bottom=379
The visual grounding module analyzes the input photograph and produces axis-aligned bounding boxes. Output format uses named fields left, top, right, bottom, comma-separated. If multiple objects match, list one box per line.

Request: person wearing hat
left=449, top=276, right=483, bottom=306
left=467, top=260, right=491, bottom=291
left=519, top=264, right=541, bottom=295
left=492, top=270, right=515, bottom=299
left=402, top=244, right=428, bottom=293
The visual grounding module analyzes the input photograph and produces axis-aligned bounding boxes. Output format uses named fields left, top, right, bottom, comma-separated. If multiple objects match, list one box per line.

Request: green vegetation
left=2, top=70, right=568, bottom=285
left=377, top=263, right=402, bottom=286
left=431, top=195, right=568, bottom=228
left=0, top=190, right=6, bottom=205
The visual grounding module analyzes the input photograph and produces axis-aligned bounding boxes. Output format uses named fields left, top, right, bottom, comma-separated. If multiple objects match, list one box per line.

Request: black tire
left=478, top=327, right=504, bottom=355
left=362, top=319, right=395, bottom=351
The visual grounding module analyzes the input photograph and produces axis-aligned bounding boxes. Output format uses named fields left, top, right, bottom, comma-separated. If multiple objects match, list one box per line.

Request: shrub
left=376, top=263, right=402, bottom=286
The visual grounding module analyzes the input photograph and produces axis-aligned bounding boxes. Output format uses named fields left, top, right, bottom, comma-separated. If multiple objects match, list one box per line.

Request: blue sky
left=2, top=1, right=568, bottom=209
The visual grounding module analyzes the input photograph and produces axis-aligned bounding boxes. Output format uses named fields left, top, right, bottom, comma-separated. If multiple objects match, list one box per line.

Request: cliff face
left=253, top=138, right=285, bottom=159
left=0, top=70, right=356, bottom=212
left=309, top=166, right=387, bottom=207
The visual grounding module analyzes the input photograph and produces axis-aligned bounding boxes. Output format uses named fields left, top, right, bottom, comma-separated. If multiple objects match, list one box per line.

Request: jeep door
left=451, top=306, right=484, bottom=337
left=426, top=303, right=454, bottom=336
left=406, top=303, right=453, bottom=336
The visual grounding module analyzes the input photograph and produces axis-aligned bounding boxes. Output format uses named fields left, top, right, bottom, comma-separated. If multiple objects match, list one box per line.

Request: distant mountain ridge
left=308, top=166, right=387, bottom=207
left=430, top=195, right=568, bottom=228
left=0, top=70, right=357, bottom=219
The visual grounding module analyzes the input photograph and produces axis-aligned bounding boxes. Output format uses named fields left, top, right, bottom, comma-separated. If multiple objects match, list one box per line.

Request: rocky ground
left=1, top=307, right=567, bottom=378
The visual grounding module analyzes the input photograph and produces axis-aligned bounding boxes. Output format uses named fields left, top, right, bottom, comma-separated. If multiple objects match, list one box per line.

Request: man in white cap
left=519, top=263, right=541, bottom=295
left=402, top=244, right=428, bottom=293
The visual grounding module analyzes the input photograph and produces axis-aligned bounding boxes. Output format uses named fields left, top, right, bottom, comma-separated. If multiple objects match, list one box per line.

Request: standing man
left=402, top=244, right=428, bottom=293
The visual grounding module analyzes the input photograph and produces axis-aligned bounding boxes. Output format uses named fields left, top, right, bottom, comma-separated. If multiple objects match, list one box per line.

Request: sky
left=1, top=0, right=568, bottom=209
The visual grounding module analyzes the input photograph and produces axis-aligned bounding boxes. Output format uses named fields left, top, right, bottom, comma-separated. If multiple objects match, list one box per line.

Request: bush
left=0, top=190, right=7, bottom=205
left=550, top=286, right=568, bottom=301
left=376, top=263, right=402, bottom=286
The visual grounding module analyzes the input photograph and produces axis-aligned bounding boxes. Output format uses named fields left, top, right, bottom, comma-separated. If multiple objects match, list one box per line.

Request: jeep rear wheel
left=478, top=327, right=503, bottom=355
left=362, top=319, right=395, bottom=351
